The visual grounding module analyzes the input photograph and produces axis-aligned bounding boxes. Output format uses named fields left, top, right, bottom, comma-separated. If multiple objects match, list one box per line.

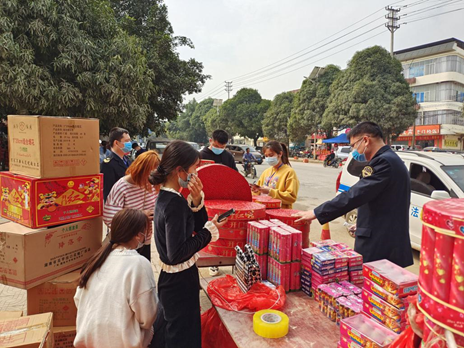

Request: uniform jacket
left=101, top=151, right=132, bottom=201
left=314, top=145, right=413, bottom=267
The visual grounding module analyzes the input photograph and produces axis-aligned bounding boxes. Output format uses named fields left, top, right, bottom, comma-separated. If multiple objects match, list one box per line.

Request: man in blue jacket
left=294, top=122, right=413, bottom=267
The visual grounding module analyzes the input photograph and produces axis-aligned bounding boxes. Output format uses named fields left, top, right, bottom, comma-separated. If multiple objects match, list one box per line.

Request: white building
left=394, top=38, right=464, bottom=150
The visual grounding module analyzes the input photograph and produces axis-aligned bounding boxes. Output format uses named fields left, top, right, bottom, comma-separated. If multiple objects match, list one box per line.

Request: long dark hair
left=78, top=209, right=149, bottom=288
left=149, top=140, right=201, bottom=186
left=265, top=141, right=290, bottom=166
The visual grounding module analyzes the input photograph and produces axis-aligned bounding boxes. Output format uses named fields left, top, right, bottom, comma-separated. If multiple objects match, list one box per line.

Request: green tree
left=263, top=91, right=295, bottom=144
left=202, top=107, right=229, bottom=136
left=167, top=98, right=211, bottom=143
left=189, top=98, right=212, bottom=143
left=0, top=0, right=154, bottom=134
left=288, top=65, right=341, bottom=143
left=110, top=0, right=209, bottom=134
left=323, top=46, right=416, bottom=141
left=222, top=88, right=270, bottom=146
left=167, top=99, right=197, bottom=140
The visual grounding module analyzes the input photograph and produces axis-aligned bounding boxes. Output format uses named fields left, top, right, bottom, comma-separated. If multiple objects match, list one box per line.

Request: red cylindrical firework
left=432, top=233, right=454, bottom=302
left=449, top=237, right=464, bottom=310
left=419, top=225, right=436, bottom=293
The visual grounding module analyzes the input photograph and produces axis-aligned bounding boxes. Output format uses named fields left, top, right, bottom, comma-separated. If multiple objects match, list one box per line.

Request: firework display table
left=200, top=277, right=340, bottom=347
left=197, top=251, right=236, bottom=268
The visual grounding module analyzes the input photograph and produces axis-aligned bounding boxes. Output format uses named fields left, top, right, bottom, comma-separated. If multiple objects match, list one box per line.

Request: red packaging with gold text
left=419, top=225, right=436, bottom=294
left=432, top=233, right=454, bottom=302
left=450, top=238, right=464, bottom=309
left=0, top=172, right=103, bottom=228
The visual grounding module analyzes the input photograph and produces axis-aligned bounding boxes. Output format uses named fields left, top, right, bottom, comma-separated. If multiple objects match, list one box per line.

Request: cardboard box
left=8, top=115, right=99, bottom=178
left=27, top=271, right=80, bottom=327
left=0, top=312, right=54, bottom=348
left=53, top=326, right=76, bottom=348
left=0, top=218, right=102, bottom=289
left=0, top=172, right=103, bottom=228
left=0, top=311, right=23, bottom=320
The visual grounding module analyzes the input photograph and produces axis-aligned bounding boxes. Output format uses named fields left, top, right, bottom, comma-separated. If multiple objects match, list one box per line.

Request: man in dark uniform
left=101, top=127, right=132, bottom=201
left=294, top=122, right=413, bottom=267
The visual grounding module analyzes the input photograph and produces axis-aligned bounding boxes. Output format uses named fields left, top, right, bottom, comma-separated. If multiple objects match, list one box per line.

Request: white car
left=335, top=146, right=351, bottom=160
left=337, top=151, right=464, bottom=250
left=391, top=145, right=408, bottom=151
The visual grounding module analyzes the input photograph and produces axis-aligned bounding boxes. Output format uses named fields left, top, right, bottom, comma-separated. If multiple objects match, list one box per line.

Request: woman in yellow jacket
left=252, top=141, right=299, bottom=209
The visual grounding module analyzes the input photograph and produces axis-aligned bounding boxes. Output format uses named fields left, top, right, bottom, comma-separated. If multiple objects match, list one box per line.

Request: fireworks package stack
left=234, top=245, right=262, bottom=293
left=418, top=198, right=464, bottom=345
left=247, top=221, right=269, bottom=280
left=265, top=209, right=311, bottom=248
left=362, top=260, right=418, bottom=333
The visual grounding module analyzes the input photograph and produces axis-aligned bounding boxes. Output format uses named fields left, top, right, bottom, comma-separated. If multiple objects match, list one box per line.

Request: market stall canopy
left=322, top=133, right=349, bottom=143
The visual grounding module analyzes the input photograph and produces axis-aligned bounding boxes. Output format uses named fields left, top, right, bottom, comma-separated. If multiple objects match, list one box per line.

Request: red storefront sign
left=399, top=125, right=440, bottom=138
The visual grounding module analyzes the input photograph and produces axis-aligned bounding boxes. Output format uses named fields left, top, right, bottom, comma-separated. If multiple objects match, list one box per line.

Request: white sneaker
left=209, top=266, right=219, bottom=277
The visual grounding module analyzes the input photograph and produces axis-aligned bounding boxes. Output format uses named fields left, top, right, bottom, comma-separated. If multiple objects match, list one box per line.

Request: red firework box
left=419, top=224, right=436, bottom=294
left=267, top=257, right=290, bottom=292
left=339, top=314, right=399, bottom=348
left=204, top=243, right=246, bottom=257
left=420, top=198, right=464, bottom=236
left=268, top=219, right=287, bottom=226
left=362, top=288, right=407, bottom=323
left=290, top=261, right=301, bottom=291
left=0, top=172, right=103, bottom=228
left=258, top=220, right=278, bottom=227
left=246, top=221, right=269, bottom=255
left=311, top=239, right=338, bottom=248
left=363, top=260, right=418, bottom=298
left=218, top=227, right=247, bottom=240
left=266, top=209, right=311, bottom=248
left=280, top=225, right=303, bottom=262
left=252, top=195, right=282, bottom=209
left=362, top=301, right=408, bottom=333
left=268, top=226, right=292, bottom=263
left=450, top=238, right=464, bottom=310
left=432, top=233, right=454, bottom=302
left=205, top=200, right=266, bottom=221
left=363, top=278, right=411, bottom=311
left=343, top=250, right=363, bottom=269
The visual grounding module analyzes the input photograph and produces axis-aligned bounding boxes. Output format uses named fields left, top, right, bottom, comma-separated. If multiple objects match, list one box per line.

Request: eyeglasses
left=349, top=136, right=370, bottom=148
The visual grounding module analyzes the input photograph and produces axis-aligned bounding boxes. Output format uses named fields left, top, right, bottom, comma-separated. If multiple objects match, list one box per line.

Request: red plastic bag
left=206, top=275, right=286, bottom=312
left=201, top=308, right=238, bottom=348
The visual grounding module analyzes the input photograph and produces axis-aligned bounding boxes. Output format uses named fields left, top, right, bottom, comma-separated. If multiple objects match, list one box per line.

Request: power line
left=402, top=0, right=463, bottom=16
left=402, top=6, right=464, bottom=23
left=232, top=29, right=389, bottom=91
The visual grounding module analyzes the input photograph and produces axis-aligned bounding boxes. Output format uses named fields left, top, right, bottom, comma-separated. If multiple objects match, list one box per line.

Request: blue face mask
left=351, top=150, right=366, bottom=162
left=266, top=156, right=279, bottom=166
left=121, top=141, right=132, bottom=153
left=211, top=146, right=224, bottom=155
left=178, top=171, right=194, bottom=189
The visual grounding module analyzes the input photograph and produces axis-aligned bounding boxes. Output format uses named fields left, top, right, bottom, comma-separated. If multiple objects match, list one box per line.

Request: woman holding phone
left=252, top=140, right=300, bottom=209
left=149, top=140, right=226, bottom=348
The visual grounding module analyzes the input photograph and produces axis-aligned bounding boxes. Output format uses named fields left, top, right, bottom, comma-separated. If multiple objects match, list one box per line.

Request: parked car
left=335, top=146, right=351, bottom=160
left=391, top=144, right=407, bottom=151
left=226, top=145, right=263, bottom=164
left=146, top=137, right=171, bottom=156
left=423, top=147, right=447, bottom=152
left=336, top=151, right=464, bottom=250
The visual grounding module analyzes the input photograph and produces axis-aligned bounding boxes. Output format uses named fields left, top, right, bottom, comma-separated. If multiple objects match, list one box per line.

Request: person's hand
left=143, top=209, right=154, bottom=221
left=258, top=187, right=270, bottom=195
left=251, top=184, right=260, bottom=193
left=349, top=225, right=356, bottom=233
left=211, top=214, right=228, bottom=229
left=292, top=210, right=316, bottom=223
left=188, top=174, right=203, bottom=206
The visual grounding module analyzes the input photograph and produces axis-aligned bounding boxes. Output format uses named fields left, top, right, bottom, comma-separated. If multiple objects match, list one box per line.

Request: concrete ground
left=0, top=160, right=420, bottom=314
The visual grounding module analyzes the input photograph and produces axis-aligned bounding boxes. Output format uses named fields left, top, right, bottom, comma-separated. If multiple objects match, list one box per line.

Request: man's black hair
left=109, top=127, right=129, bottom=147
left=132, top=142, right=140, bottom=149
left=212, top=130, right=229, bottom=145
left=347, top=122, right=384, bottom=141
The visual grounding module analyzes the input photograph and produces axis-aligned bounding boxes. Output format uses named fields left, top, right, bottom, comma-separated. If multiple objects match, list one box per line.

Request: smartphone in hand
left=218, top=208, right=235, bottom=222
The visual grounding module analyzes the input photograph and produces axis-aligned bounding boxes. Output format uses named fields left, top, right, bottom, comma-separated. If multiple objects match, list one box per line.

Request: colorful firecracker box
left=0, top=172, right=103, bottom=229
left=343, top=250, right=363, bottom=268
left=340, top=314, right=399, bottom=348
left=258, top=220, right=278, bottom=227
left=280, top=225, right=303, bottom=261
left=363, top=260, right=418, bottom=298
left=267, top=257, right=291, bottom=292
left=234, top=245, right=262, bottom=293
left=339, top=281, right=362, bottom=296
left=268, top=227, right=292, bottom=263
left=363, top=278, right=410, bottom=310
left=290, top=261, right=301, bottom=291
left=317, top=283, right=360, bottom=324
left=246, top=221, right=269, bottom=255
left=268, top=218, right=287, bottom=226
left=362, top=301, right=408, bottom=334
left=336, top=296, right=362, bottom=325
left=311, top=239, right=338, bottom=248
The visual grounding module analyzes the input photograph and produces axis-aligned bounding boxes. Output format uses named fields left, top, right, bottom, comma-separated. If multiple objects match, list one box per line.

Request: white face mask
left=136, top=233, right=146, bottom=249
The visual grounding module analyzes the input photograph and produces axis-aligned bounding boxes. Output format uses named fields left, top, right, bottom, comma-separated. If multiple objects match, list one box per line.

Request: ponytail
left=78, top=208, right=149, bottom=289
left=280, top=143, right=290, bottom=166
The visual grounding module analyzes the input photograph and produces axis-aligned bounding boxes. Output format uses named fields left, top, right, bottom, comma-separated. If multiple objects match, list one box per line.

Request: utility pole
left=225, top=81, right=233, bottom=100
left=385, top=6, right=401, bottom=57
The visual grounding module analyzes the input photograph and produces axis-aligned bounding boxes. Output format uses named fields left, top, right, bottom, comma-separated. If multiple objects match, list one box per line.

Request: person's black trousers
left=151, top=265, right=202, bottom=348
left=137, top=244, right=151, bottom=261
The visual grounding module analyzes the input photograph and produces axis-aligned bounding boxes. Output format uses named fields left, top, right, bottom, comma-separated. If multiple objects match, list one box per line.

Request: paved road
left=246, top=160, right=420, bottom=274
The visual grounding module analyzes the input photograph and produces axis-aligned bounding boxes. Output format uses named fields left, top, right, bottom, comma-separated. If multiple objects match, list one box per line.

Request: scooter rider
left=243, top=148, right=256, bottom=173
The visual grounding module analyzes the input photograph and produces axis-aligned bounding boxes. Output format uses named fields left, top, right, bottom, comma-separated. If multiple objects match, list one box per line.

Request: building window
left=419, top=110, right=464, bottom=126
left=402, top=55, right=464, bottom=78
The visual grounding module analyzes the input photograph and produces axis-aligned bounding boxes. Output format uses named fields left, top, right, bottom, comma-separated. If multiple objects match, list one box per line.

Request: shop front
left=396, top=125, right=442, bottom=149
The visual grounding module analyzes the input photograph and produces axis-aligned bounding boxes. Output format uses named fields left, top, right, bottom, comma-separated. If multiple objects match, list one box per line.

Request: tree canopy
left=167, top=98, right=211, bottom=143
left=323, top=46, right=416, bottom=141
left=288, top=65, right=341, bottom=143
left=0, top=0, right=208, bottom=135
left=221, top=88, right=270, bottom=146
left=263, top=91, right=295, bottom=144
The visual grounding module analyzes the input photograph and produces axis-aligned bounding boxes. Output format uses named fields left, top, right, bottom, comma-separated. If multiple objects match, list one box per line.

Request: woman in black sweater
left=149, top=140, right=226, bottom=348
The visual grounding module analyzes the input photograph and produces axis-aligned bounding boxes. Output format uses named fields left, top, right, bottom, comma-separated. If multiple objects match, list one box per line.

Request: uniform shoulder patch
left=103, top=158, right=111, bottom=163
left=362, top=166, right=374, bottom=178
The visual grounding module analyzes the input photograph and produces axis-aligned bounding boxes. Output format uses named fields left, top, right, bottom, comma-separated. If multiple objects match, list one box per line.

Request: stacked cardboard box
left=362, top=260, right=418, bottom=334
left=0, top=115, right=103, bottom=346
left=0, top=312, right=55, bottom=347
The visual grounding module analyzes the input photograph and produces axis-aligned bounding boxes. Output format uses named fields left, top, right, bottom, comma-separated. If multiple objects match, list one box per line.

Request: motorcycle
left=242, top=161, right=257, bottom=179
left=323, top=156, right=342, bottom=168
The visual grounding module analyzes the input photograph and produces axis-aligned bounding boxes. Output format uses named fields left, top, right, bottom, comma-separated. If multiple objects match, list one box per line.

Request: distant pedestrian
left=99, top=141, right=111, bottom=164
left=74, top=209, right=158, bottom=348
left=149, top=140, right=226, bottom=348
left=101, top=127, right=133, bottom=201
left=132, top=142, right=147, bottom=159
left=104, top=151, right=160, bottom=261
